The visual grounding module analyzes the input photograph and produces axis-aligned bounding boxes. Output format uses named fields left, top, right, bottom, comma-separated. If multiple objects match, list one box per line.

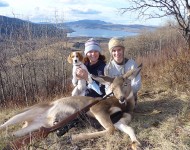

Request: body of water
left=67, top=27, right=138, bottom=38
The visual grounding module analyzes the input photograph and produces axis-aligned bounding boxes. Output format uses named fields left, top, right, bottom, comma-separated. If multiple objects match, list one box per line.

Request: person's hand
left=76, top=68, right=88, bottom=80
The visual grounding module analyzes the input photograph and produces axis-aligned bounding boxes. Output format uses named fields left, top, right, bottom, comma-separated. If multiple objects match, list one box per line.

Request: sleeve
left=131, top=72, right=141, bottom=94
left=104, top=63, right=109, bottom=76
left=127, top=60, right=142, bottom=94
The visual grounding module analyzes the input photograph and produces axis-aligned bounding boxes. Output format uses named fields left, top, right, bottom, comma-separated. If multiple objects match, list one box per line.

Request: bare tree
left=120, top=0, right=190, bottom=50
left=0, top=70, right=5, bottom=104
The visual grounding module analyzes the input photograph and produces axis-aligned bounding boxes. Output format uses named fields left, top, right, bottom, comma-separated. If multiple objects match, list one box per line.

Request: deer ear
left=127, top=63, right=142, bottom=80
left=67, top=54, right=73, bottom=64
left=91, top=75, right=114, bottom=85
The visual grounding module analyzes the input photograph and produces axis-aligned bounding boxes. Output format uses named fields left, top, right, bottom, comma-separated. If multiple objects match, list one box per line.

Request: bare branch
left=119, top=0, right=190, bottom=50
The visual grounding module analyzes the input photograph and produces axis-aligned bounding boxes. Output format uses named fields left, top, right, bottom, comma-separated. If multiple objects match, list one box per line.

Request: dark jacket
left=84, top=60, right=106, bottom=98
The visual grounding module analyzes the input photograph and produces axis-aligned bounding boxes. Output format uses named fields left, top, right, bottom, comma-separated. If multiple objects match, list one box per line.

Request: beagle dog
left=68, top=51, right=93, bottom=96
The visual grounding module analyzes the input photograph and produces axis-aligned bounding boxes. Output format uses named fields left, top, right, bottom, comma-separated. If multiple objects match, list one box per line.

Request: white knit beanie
left=84, top=38, right=101, bottom=55
left=108, top=37, right=125, bottom=53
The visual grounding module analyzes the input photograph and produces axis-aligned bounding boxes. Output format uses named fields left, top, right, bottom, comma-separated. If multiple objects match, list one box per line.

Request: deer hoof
left=128, top=141, right=141, bottom=150
left=108, top=127, right=116, bottom=135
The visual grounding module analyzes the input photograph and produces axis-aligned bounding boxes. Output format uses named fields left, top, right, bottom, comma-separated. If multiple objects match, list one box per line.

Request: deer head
left=92, top=64, right=142, bottom=104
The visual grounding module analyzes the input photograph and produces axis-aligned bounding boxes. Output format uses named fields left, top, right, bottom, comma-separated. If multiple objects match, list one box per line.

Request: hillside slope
left=0, top=15, right=71, bottom=38
left=63, top=19, right=157, bottom=32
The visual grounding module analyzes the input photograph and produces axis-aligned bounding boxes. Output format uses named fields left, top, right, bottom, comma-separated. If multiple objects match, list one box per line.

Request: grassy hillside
left=0, top=25, right=190, bottom=149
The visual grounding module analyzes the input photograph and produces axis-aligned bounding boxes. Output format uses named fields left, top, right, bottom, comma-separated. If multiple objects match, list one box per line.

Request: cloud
left=0, top=0, right=166, bottom=25
left=0, top=1, right=9, bottom=7
left=70, top=9, right=101, bottom=15
left=58, top=0, right=81, bottom=3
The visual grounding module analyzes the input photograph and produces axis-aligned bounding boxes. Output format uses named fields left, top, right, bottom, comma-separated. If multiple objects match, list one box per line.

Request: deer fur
left=0, top=64, right=142, bottom=150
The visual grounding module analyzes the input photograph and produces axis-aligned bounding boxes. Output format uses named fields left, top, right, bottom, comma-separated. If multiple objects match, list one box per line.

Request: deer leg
left=0, top=112, right=30, bottom=130
left=71, top=109, right=115, bottom=142
left=13, top=122, right=45, bottom=137
left=71, top=130, right=108, bottom=142
left=114, top=113, right=141, bottom=149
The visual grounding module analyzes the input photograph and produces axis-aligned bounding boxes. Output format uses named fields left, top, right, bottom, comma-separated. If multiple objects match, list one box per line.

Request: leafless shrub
left=0, top=18, right=71, bottom=107
left=125, top=25, right=190, bottom=93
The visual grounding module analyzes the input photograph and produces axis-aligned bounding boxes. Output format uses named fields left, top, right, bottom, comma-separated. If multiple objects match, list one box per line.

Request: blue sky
left=0, top=0, right=168, bottom=25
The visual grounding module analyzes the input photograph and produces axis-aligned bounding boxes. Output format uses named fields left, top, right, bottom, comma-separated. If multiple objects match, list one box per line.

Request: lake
left=67, top=27, right=138, bottom=38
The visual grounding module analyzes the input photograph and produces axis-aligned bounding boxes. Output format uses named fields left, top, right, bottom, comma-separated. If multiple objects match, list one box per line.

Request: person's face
left=112, top=46, right=124, bottom=64
left=86, top=50, right=100, bottom=64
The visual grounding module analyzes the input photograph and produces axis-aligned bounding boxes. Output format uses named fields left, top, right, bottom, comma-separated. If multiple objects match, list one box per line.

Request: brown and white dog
left=68, top=51, right=93, bottom=96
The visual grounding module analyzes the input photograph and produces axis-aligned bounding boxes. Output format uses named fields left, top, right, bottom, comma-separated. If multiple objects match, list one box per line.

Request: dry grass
left=0, top=29, right=190, bottom=149
left=0, top=87, right=189, bottom=150
left=1, top=49, right=190, bottom=149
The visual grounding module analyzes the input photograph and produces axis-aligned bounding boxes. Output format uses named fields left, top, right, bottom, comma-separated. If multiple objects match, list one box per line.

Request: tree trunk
left=20, top=64, right=28, bottom=106
left=0, top=71, right=5, bottom=105
left=188, top=37, right=190, bottom=51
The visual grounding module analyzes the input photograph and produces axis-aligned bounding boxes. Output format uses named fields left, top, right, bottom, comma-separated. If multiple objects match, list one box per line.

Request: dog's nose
left=74, top=60, right=77, bottom=63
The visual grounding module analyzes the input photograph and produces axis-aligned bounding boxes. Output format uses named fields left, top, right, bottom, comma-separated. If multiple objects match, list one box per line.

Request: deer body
left=70, top=64, right=142, bottom=149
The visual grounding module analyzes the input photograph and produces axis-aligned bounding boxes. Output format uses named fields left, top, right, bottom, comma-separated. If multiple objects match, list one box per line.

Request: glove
left=88, top=81, right=102, bottom=95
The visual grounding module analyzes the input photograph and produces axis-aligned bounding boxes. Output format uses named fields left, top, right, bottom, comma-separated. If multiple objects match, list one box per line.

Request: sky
left=0, top=0, right=168, bottom=26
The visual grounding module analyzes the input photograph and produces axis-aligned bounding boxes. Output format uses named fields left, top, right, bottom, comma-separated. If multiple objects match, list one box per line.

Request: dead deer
left=0, top=64, right=142, bottom=150
left=70, top=64, right=142, bottom=149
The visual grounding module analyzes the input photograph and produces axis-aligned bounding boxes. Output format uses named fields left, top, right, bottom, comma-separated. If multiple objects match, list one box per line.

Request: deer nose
left=119, top=96, right=125, bottom=104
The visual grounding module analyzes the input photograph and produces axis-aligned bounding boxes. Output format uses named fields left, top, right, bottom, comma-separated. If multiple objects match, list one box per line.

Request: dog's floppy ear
left=67, top=53, right=73, bottom=64
left=78, top=52, right=84, bottom=62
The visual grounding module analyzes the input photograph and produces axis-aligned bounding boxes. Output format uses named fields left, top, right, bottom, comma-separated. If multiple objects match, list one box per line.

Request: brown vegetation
left=0, top=24, right=190, bottom=149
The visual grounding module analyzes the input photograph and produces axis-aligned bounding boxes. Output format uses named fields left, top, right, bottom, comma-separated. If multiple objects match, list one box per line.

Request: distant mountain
left=0, top=16, right=157, bottom=39
left=64, top=20, right=110, bottom=28
left=0, top=15, right=72, bottom=38
left=63, top=19, right=156, bottom=33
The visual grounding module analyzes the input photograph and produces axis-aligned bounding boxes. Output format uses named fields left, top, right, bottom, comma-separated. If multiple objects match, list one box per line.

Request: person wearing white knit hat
left=56, top=38, right=106, bottom=137
left=104, top=37, right=142, bottom=106
left=76, top=38, right=106, bottom=98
